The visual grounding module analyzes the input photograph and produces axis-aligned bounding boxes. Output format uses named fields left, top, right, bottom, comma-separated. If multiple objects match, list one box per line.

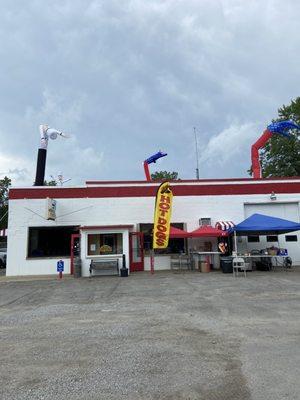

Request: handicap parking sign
left=57, top=260, right=64, bottom=272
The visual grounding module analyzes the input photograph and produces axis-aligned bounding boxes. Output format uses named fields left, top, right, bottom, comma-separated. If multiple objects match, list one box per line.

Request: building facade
left=6, top=177, right=300, bottom=276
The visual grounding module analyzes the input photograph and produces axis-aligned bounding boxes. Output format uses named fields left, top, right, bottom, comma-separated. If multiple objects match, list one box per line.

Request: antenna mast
left=194, top=127, right=200, bottom=179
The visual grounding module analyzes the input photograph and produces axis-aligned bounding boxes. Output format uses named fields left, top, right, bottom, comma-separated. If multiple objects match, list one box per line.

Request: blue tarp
left=230, top=213, right=300, bottom=235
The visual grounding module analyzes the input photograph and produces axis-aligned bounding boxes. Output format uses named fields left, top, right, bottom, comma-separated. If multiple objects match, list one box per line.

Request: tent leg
left=234, top=231, right=238, bottom=254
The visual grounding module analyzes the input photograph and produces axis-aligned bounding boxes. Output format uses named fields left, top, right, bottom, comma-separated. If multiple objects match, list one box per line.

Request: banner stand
left=150, top=249, right=155, bottom=275
left=152, top=181, right=173, bottom=274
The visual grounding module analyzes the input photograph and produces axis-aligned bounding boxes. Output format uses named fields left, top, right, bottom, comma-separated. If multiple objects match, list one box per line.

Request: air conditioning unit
left=199, top=217, right=211, bottom=226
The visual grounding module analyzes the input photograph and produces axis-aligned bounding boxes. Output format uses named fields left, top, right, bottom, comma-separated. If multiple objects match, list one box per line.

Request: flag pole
left=150, top=248, right=155, bottom=275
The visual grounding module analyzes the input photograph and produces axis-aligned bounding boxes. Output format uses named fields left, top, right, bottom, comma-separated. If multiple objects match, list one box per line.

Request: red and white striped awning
left=215, top=221, right=234, bottom=231
left=0, top=229, right=7, bottom=237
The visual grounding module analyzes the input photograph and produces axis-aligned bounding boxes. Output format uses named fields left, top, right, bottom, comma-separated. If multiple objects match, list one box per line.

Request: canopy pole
left=234, top=231, right=237, bottom=255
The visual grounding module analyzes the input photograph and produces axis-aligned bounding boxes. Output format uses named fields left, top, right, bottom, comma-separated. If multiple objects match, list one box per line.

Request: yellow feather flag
left=153, top=182, right=173, bottom=249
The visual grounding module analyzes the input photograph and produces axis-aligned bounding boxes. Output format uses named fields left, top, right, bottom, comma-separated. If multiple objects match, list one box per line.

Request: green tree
left=44, top=180, right=57, bottom=186
left=0, top=176, right=11, bottom=229
left=260, top=98, right=300, bottom=177
left=151, top=171, right=179, bottom=181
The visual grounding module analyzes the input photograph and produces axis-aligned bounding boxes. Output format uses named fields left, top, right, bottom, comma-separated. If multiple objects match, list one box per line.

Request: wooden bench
left=89, top=259, right=119, bottom=277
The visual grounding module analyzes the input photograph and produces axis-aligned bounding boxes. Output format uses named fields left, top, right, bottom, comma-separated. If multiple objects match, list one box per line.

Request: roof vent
left=199, top=218, right=211, bottom=226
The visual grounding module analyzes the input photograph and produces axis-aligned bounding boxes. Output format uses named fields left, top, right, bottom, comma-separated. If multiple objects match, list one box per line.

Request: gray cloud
left=0, top=0, right=300, bottom=185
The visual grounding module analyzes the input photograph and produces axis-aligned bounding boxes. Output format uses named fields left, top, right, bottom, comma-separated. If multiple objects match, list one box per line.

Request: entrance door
left=70, top=234, right=80, bottom=275
left=129, top=232, right=144, bottom=272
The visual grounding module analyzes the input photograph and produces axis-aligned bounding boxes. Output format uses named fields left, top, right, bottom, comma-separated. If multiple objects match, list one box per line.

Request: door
left=70, top=234, right=80, bottom=275
left=129, top=232, right=144, bottom=272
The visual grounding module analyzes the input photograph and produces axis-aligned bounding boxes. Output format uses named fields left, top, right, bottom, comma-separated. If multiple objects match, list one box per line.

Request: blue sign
left=57, top=260, right=64, bottom=272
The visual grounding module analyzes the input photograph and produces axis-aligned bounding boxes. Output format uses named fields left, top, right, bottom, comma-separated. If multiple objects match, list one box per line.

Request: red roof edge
left=80, top=225, right=134, bottom=230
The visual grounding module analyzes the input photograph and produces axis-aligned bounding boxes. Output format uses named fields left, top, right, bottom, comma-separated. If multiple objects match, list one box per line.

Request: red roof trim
left=80, top=225, right=134, bottom=230
left=9, top=181, right=300, bottom=200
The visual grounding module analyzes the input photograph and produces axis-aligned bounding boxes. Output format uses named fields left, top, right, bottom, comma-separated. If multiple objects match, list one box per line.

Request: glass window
left=267, top=235, right=278, bottom=242
left=28, top=226, right=79, bottom=258
left=285, top=235, right=298, bottom=242
left=247, top=236, right=260, bottom=243
left=139, top=223, right=186, bottom=255
left=139, top=224, right=153, bottom=252
left=87, top=233, right=123, bottom=255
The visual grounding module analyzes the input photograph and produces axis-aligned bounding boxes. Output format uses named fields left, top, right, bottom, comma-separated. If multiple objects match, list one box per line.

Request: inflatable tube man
left=34, top=124, right=69, bottom=186
left=251, top=120, right=300, bottom=179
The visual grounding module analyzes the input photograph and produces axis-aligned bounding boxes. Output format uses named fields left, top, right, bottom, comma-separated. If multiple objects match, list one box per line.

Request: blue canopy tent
left=231, top=213, right=300, bottom=235
left=229, top=213, right=300, bottom=253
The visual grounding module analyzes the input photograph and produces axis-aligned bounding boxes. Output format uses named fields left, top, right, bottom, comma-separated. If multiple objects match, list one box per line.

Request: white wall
left=144, top=255, right=171, bottom=271
left=6, top=191, right=300, bottom=276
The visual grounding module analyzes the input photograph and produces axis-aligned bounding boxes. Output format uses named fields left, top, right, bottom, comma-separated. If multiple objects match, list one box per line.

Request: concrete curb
left=0, top=274, right=74, bottom=283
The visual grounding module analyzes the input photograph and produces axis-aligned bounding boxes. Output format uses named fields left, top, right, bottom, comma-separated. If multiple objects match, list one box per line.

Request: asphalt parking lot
left=0, top=270, right=299, bottom=400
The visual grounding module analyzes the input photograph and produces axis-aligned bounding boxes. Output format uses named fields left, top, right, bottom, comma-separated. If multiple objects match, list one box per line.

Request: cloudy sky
left=0, top=0, right=299, bottom=186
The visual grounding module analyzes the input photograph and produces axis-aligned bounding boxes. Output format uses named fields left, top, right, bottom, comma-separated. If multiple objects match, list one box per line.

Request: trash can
left=220, top=257, right=233, bottom=274
left=120, top=254, right=128, bottom=277
left=74, top=256, right=82, bottom=278
left=120, top=267, right=128, bottom=277
left=200, top=260, right=210, bottom=273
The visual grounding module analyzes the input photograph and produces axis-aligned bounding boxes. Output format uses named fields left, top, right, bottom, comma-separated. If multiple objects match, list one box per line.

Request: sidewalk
left=0, top=272, right=73, bottom=283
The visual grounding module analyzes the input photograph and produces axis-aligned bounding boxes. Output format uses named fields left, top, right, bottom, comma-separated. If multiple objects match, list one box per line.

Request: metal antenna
left=194, top=127, right=200, bottom=179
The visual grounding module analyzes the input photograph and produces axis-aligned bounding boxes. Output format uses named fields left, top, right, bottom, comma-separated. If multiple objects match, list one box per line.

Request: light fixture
left=270, top=192, right=277, bottom=200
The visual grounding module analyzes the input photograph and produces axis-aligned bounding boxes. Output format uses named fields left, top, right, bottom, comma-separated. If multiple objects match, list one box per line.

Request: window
left=247, top=236, right=260, bottom=243
left=267, top=235, right=278, bottom=242
left=87, top=233, right=123, bottom=256
left=139, top=223, right=186, bottom=254
left=28, top=226, right=79, bottom=258
left=285, top=235, right=298, bottom=242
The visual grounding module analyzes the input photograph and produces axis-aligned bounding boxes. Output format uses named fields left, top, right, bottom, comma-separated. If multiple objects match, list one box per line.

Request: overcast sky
left=0, top=0, right=299, bottom=186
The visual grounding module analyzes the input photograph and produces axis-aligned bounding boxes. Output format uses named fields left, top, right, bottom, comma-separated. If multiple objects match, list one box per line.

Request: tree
left=0, top=176, right=11, bottom=229
left=260, top=98, right=300, bottom=177
left=151, top=171, right=179, bottom=181
left=44, top=180, right=57, bottom=186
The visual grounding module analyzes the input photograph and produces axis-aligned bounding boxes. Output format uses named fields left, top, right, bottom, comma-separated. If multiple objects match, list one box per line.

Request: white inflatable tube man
left=34, top=124, right=68, bottom=186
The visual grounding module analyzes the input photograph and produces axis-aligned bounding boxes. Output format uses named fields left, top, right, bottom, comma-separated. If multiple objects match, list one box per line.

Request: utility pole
left=194, top=127, right=200, bottom=179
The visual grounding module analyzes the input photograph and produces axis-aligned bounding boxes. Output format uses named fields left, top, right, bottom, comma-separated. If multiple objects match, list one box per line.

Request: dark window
left=139, top=223, right=186, bottom=254
left=267, top=235, right=278, bottom=242
left=247, top=236, right=260, bottom=243
left=87, top=233, right=123, bottom=255
left=28, top=226, right=79, bottom=258
left=285, top=235, right=298, bottom=242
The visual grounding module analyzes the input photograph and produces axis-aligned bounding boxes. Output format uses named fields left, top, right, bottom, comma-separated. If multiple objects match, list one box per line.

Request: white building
left=6, top=177, right=300, bottom=276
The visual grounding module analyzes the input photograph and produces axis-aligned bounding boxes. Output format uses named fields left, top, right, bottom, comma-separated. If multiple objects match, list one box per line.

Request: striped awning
left=0, top=229, right=7, bottom=237
left=215, top=221, right=235, bottom=231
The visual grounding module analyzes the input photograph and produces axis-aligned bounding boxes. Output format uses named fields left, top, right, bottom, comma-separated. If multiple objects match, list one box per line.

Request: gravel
left=0, top=270, right=299, bottom=399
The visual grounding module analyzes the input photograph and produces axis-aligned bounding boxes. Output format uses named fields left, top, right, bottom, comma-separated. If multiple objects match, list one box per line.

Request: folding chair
left=179, top=255, right=192, bottom=271
left=170, top=255, right=181, bottom=272
left=233, top=257, right=248, bottom=278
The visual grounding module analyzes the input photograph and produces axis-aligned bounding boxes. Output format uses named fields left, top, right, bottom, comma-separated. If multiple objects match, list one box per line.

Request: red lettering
left=159, top=202, right=170, bottom=210
left=158, top=217, right=167, bottom=225
left=155, top=231, right=166, bottom=240
left=157, top=225, right=167, bottom=232
left=156, top=239, right=164, bottom=246
left=160, top=195, right=170, bottom=203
